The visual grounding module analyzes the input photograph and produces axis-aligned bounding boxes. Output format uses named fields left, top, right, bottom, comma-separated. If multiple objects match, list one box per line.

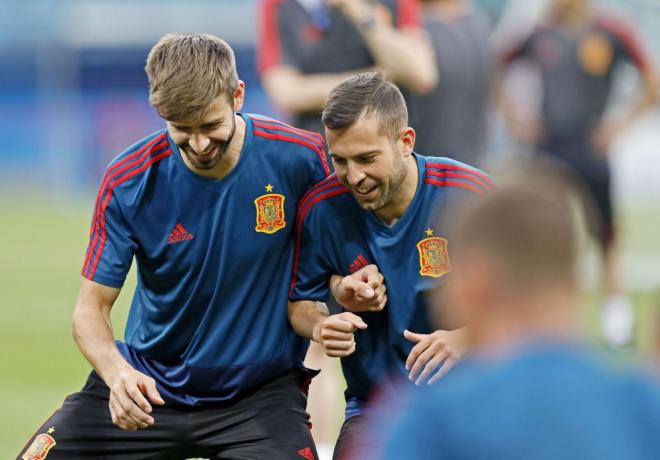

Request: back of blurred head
left=445, top=172, right=580, bottom=350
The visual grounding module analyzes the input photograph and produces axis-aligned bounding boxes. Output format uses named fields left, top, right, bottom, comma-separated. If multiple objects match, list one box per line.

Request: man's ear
left=400, top=126, right=416, bottom=157
left=233, top=80, right=245, bottom=111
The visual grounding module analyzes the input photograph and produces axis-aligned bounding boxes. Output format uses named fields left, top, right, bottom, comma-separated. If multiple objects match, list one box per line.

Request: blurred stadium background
left=1, top=0, right=659, bottom=457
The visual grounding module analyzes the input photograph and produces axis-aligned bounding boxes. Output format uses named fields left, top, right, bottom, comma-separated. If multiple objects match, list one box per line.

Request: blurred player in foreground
left=287, top=72, right=493, bottom=459
left=497, top=0, right=657, bottom=347
left=18, top=33, right=335, bottom=459
left=363, top=172, right=660, bottom=459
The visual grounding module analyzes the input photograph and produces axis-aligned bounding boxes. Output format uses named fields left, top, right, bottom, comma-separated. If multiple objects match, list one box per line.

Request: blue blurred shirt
left=370, top=342, right=660, bottom=460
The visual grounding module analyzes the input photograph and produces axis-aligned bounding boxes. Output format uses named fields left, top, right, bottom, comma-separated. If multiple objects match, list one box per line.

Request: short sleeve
left=394, top=0, right=421, bottom=29
left=500, top=32, right=534, bottom=64
left=598, top=17, right=650, bottom=72
left=81, top=182, right=136, bottom=288
left=257, top=0, right=299, bottom=74
left=289, top=206, right=334, bottom=302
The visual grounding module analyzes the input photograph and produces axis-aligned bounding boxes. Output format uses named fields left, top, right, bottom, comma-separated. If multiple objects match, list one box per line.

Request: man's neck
left=470, top=289, right=580, bottom=357
left=374, top=154, right=419, bottom=226
left=553, top=6, right=592, bottom=31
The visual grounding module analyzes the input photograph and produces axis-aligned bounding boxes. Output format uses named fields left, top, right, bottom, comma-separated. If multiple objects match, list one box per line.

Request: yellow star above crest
left=47, top=427, right=55, bottom=434
left=265, top=184, right=274, bottom=192
left=425, top=227, right=434, bottom=237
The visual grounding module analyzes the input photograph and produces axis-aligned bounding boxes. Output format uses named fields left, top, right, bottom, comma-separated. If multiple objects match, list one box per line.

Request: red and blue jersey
left=82, top=113, right=329, bottom=406
left=290, top=154, right=492, bottom=406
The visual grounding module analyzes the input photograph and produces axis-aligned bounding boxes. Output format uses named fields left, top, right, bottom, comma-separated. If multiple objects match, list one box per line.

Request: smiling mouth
left=186, top=144, right=219, bottom=162
left=352, top=185, right=378, bottom=198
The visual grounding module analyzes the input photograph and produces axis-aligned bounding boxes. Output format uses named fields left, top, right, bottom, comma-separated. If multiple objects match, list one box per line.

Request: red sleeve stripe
left=82, top=146, right=173, bottom=279
left=426, top=162, right=494, bottom=187
left=82, top=135, right=169, bottom=274
left=597, top=16, right=649, bottom=72
left=298, top=176, right=343, bottom=212
left=396, top=0, right=420, bottom=29
left=86, top=133, right=168, bottom=238
left=254, top=129, right=331, bottom=176
left=83, top=139, right=170, bottom=274
left=424, top=178, right=485, bottom=195
left=425, top=170, right=492, bottom=192
left=253, top=120, right=325, bottom=148
left=250, top=114, right=325, bottom=143
left=289, top=187, right=351, bottom=296
left=257, top=0, right=284, bottom=74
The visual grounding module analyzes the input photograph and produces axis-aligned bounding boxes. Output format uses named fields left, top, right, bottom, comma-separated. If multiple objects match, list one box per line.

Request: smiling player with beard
left=287, top=72, right=493, bottom=458
left=19, top=33, right=339, bottom=459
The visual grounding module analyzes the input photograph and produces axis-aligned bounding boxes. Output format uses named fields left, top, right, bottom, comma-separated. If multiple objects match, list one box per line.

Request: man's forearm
left=72, top=286, right=133, bottom=385
left=332, top=0, right=437, bottom=93
left=262, top=67, right=362, bottom=113
left=287, top=300, right=329, bottom=342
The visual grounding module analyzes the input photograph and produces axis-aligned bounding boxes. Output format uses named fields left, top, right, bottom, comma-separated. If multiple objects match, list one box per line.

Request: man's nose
left=189, top=132, right=210, bottom=153
left=346, top=163, right=366, bottom=186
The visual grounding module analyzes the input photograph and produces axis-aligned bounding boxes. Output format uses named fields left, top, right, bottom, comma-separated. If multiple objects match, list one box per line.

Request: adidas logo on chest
left=167, top=223, right=194, bottom=244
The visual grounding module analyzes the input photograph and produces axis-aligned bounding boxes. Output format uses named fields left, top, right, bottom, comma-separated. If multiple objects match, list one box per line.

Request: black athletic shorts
left=537, top=136, right=614, bottom=249
left=18, top=368, right=319, bottom=460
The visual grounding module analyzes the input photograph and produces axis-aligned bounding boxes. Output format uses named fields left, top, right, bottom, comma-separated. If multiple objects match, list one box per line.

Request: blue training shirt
left=290, top=154, right=492, bottom=407
left=81, top=113, right=330, bottom=405
left=374, top=343, right=660, bottom=460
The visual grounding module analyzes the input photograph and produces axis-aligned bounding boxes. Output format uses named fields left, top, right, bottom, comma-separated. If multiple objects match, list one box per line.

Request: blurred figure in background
left=365, top=172, right=660, bottom=460
left=496, top=0, right=657, bottom=347
left=257, top=0, right=437, bottom=135
left=408, top=0, right=492, bottom=165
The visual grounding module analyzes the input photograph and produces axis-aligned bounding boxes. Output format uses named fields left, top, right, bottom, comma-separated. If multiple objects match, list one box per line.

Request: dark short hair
left=322, top=72, right=408, bottom=140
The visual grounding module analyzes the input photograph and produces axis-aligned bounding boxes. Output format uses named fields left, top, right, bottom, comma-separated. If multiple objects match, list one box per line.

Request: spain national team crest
left=255, top=184, right=286, bottom=234
left=22, top=433, right=56, bottom=460
left=416, top=230, right=450, bottom=278
left=578, top=32, right=613, bottom=76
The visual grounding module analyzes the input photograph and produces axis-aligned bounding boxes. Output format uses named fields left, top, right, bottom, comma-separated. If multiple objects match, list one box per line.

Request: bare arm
left=288, top=300, right=367, bottom=357
left=72, top=278, right=164, bottom=430
left=330, top=0, right=438, bottom=93
left=262, top=66, right=366, bottom=114
left=593, top=67, right=658, bottom=152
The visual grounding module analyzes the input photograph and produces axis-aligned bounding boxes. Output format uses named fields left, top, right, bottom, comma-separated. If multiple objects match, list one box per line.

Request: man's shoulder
left=102, top=129, right=174, bottom=193
left=296, top=175, right=352, bottom=223
left=108, top=129, right=170, bottom=167
left=420, top=154, right=494, bottom=196
left=247, top=113, right=330, bottom=172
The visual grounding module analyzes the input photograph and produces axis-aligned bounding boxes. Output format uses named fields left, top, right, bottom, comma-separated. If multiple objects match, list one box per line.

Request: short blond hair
left=145, top=33, right=239, bottom=122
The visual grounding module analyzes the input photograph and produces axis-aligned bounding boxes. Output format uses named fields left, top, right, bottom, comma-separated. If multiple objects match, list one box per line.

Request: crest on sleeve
left=416, top=231, right=451, bottom=278
left=255, top=184, right=286, bottom=234
left=22, top=433, right=56, bottom=460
